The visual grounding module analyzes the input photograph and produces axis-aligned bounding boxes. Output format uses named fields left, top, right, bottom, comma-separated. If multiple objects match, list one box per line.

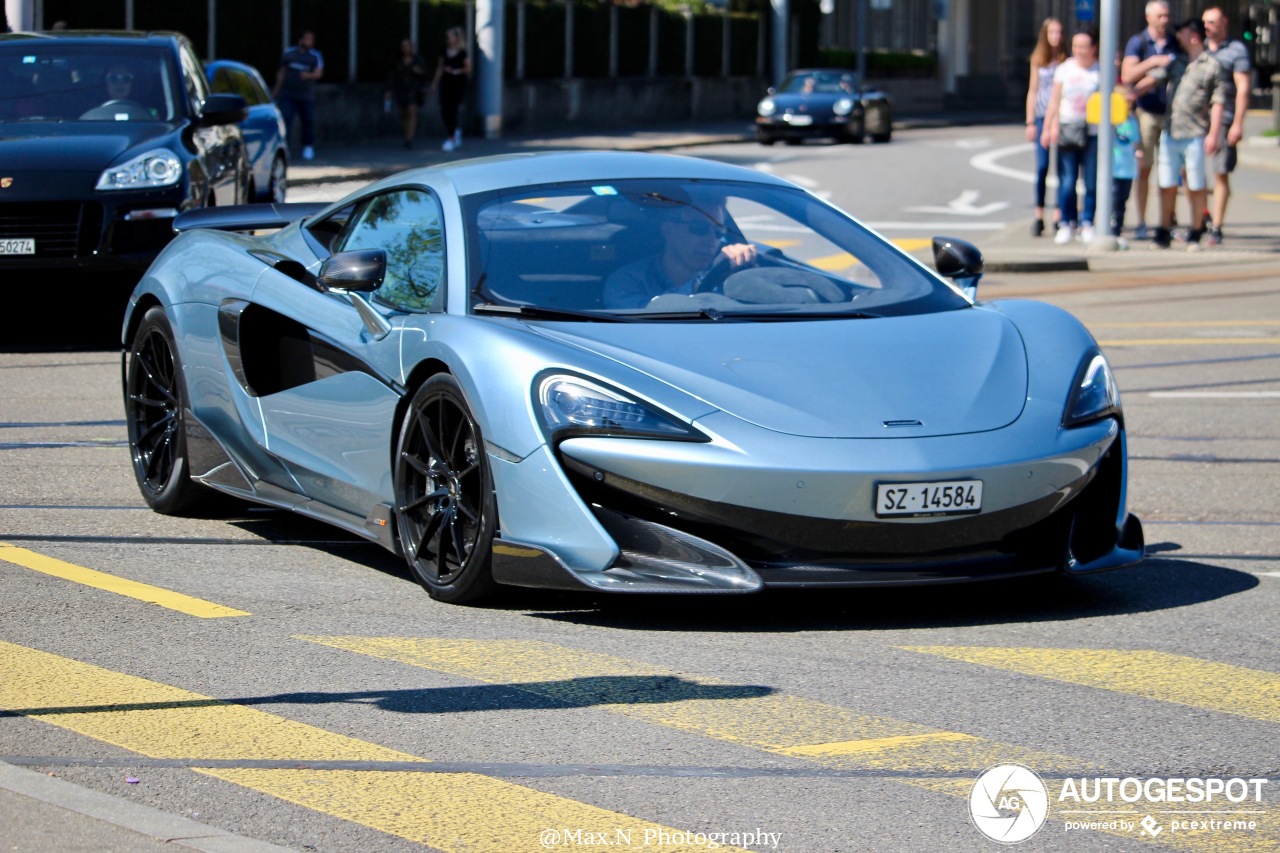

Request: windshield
left=0, top=43, right=180, bottom=123
left=779, top=71, right=859, bottom=95
left=465, top=178, right=967, bottom=320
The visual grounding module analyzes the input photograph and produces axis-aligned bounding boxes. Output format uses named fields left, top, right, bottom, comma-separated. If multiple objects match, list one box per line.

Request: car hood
left=532, top=308, right=1029, bottom=438
left=0, top=122, right=179, bottom=170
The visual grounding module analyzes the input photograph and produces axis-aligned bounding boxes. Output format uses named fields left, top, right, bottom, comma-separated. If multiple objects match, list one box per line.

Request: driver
left=602, top=203, right=757, bottom=309
left=103, top=64, right=136, bottom=102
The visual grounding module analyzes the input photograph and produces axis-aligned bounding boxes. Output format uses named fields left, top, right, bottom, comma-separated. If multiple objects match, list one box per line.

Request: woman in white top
left=1025, top=18, right=1066, bottom=237
left=1042, top=29, right=1101, bottom=245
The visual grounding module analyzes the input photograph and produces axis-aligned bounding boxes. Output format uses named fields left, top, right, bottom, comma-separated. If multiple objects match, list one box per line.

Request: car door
left=236, top=187, right=448, bottom=517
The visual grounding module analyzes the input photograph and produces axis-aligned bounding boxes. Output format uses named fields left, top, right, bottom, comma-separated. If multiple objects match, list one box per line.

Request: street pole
left=770, top=0, right=787, bottom=86
left=856, top=0, right=867, bottom=85
left=1091, top=0, right=1118, bottom=253
left=476, top=0, right=505, bottom=139
left=5, top=0, right=33, bottom=30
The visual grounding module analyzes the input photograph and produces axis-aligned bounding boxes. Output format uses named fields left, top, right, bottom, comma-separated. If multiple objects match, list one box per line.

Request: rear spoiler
left=173, top=202, right=329, bottom=234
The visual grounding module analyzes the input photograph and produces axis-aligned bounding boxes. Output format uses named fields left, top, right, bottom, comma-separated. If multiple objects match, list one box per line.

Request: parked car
left=206, top=59, right=288, bottom=203
left=0, top=31, right=249, bottom=275
left=756, top=69, right=893, bottom=145
left=122, top=151, right=1142, bottom=605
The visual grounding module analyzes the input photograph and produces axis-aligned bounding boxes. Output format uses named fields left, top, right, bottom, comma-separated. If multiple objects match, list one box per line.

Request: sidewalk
left=0, top=760, right=294, bottom=853
left=288, top=109, right=1280, bottom=276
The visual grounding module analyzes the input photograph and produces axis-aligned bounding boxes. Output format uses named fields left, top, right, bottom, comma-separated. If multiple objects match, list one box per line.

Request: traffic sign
left=1076, top=0, right=1095, bottom=23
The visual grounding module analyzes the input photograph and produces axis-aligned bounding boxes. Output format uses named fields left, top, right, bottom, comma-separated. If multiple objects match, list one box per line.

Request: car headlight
left=537, top=374, right=706, bottom=442
left=96, top=149, right=182, bottom=191
left=833, top=97, right=856, bottom=116
left=757, top=98, right=776, bottom=117
left=1063, top=351, right=1121, bottom=427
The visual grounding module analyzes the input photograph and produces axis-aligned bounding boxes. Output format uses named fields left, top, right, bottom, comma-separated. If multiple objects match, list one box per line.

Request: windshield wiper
left=631, top=309, right=880, bottom=322
left=472, top=303, right=633, bottom=322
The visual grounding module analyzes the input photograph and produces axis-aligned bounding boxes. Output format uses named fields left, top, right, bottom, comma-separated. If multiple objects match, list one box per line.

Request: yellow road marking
left=891, top=238, right=934, bottom=252
left=902, top=646, right=1280, bottom=724
left=760, top=238, right=800, bottom=248
left=1256, top=194, right=1280, bottom=202
left=0, top=542, right=248, bottom=619
left=1099, top=338, right=1280, bottom=346
left=0, top=640, right=745, bottom=853
left=301, top=638, right=1280, bottom=851
left=807, top=251, right=858, bottom=270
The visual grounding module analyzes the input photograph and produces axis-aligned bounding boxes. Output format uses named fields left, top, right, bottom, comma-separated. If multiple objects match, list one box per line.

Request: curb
left=0, top=759, right=295, bottom=853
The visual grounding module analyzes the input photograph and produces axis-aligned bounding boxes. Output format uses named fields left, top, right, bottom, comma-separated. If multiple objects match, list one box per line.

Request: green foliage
left=816, top=48, right=937, bottom=78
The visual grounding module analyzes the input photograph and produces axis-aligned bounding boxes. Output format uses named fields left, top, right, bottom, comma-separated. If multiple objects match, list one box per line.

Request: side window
left=336, top=189, right=446, bottom=313
left=178, top=45, right=209, bottom=111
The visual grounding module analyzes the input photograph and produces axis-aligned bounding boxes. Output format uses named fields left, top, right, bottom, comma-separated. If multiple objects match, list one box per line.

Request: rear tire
left=394, top=375, right=498, bottom=604
left=268, top=153, right=288, bottom=203
left=124, top=306, right=221, bottom=516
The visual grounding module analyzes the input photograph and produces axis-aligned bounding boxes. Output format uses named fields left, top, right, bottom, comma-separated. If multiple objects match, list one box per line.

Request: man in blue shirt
left=1121, top=1, right=1177, bottom=240
left=273, top=30, right=324, bottom=161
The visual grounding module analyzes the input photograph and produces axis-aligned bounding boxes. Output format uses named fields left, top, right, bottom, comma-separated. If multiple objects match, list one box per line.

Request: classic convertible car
left=755, top=69, right=893, bottom=145
left=122, top=151, right=1143, bottom=603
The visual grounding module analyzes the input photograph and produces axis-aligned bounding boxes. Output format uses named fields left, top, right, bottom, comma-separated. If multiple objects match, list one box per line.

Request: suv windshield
left=466, top=178, right=967, bottom=320
left=0, top=43, right=180, bottom=123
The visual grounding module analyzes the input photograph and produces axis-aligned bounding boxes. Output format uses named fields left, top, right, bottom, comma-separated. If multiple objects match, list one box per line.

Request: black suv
left=0, top=31, right=249, bottom=275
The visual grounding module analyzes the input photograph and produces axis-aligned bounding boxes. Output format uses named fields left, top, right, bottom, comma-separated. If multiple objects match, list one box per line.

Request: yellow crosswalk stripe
left=901, top=646, right=1280, bottom=724
left=0, top=542, right=248, bottom=618
left=300, top=637, right=1280, bottom=852
left=1099, top=339, right=1280, bottom=346
left=0, top=640, right=745, bottom=852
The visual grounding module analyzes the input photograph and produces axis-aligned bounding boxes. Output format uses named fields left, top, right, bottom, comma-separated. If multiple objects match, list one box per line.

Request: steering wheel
left=80, top=99, right=150, bottom=120
left=692, top=255, right=734, bottom=295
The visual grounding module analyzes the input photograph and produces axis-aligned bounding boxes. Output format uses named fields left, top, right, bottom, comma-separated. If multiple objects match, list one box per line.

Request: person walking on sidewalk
left=274, top=30, right=324, bottom=161
left=432, top=27, right=470, bottom=153
left=385, top=38, right=430, bottom=149
left=1202, top=5, right=1253, bottom=246
left=1121, top=1, right=1176, bottom=240
left=1042, top=29, right=1101, bottom=245
left=1025, top=18, right=1067, bottom=238
left=1154, top=19, right=1227, bottom=250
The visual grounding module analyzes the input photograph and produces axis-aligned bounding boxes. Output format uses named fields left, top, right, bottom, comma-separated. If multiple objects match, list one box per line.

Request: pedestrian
left=1042, top=29, right=1100, bottom=245
left=1111, top=87, right=1141, bottom=246
left=1121, top=1, right=1176, bottom=240
left=385, top=38, right=430, bottom=149
left=273, top=30, right=324, bottom=162
left=431, top=26, right=470, bottom=152
left=1201, top=5, right=1253, bottom=246
left=1154, top=19, right=1227, bottom=250
left=1025, top=17, right=1067, bottom=238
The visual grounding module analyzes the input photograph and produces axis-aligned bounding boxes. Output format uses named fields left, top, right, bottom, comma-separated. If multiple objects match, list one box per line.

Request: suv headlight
left=537, top=374, right=706, bottom=442
left=833, top=97, right=856, bottom=116
left=757, top=97, right=776, bottom=117
left=1063, top=351, right=1121, bottom=427
left=96, top=149, right=182, bottom=191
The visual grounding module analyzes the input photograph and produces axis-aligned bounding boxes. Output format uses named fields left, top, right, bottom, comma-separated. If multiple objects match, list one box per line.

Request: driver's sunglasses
left=106, top=72, right=134, bottom=84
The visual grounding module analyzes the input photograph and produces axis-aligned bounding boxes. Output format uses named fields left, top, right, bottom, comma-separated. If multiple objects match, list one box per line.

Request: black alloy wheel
left=394, top=375, right=497, bottom=603
left=124, top=306, right=213, bottom=515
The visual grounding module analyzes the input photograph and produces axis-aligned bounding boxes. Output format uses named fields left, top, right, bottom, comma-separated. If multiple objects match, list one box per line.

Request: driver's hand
left=719, top=242, right=757, bottom=268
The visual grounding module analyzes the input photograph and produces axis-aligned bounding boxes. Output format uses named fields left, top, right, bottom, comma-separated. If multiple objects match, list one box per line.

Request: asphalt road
left=1, top=125, right=1277, bottom=853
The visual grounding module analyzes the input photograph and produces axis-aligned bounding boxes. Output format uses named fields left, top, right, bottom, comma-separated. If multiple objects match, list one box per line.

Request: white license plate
left=785, top=114, right=813, bottom=126
left=876, top=480, right=983, bottom=517
left=0, top=238, right=35, bottom=256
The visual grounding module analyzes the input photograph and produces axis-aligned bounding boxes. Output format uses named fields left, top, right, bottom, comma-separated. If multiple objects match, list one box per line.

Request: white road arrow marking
left=906, top=190, right=1009, bottom=216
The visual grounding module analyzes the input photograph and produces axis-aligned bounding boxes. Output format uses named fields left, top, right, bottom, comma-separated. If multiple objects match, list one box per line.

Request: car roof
left=360, top=150, right=798, bottom=199
left=0, top=31, right=186, bottom=48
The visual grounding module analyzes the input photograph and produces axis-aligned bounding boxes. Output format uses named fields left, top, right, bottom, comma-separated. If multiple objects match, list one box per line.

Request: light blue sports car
left=122, top=151, right=1143, bottom=603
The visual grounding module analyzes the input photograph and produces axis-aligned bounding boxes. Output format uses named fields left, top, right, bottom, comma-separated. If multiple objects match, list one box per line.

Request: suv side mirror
left=318, top=249, right=386, bottom=293
left=199, top=93, right=247, bottom=126
left=931, top=236, right=984, bottom=300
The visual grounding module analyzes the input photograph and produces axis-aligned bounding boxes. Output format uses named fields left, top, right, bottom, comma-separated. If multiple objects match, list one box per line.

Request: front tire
left=124, top=306, right=219, bottom=515
left=394, top=375, right=497, bottom=604
left=267, top=153, right=288, bottom=203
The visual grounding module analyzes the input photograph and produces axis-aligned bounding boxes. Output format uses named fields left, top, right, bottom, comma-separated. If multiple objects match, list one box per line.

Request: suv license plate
left=0, top=239, right=35, bottom=255
left=876, top=480, right=983, bottom=517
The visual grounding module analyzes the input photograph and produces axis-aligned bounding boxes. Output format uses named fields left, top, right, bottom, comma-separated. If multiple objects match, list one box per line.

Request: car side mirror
left=199, top=93, right=247, bottom=126
left=931, top=236, right=984, bottom=300
left=318, top=249, right=386, bottom=293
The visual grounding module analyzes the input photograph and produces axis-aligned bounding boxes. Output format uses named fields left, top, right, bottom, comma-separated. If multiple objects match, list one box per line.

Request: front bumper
left=488, top=414, right=1143, bottom=593
left=756, top=114, right=861, bottom=140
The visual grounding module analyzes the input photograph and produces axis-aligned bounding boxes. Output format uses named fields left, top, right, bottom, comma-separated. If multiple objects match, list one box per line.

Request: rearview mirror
left=931, top=236, right=984, bottom=300
left=318, top=248, right=386, bottom=293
